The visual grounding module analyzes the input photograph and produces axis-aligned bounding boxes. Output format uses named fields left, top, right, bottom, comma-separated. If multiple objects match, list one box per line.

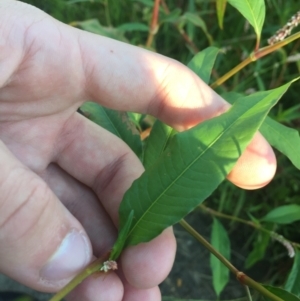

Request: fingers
left=75, top=29, right=276, bottom=189
left=55, top=113, right=176, bottom=290
left=0, top=141, right=93, bottom=292
left=40, top=164, right=117, bottom=256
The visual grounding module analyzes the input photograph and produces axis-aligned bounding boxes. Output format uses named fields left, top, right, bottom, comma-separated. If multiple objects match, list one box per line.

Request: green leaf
left=259, top=117, right=300, bottom=169
left=181, top=12, right=213, bottom=45
left=187, top=47, right=219, bottom=84
left=216, top=0, right=227, bottom=29
left=118, top=22, right=149, bottom=32
left=222, top=90, right=300, bottom=170
left=119, top=82, right=292, bottom=247
left=73, top=19, right=128, bottom=42
left=261, top=205, right=300, bottom=224
left=160, top=8, right=182, bottom=24
left=245, top=230, right=270, bottom=269
left=227, top=0, right=265, bottom=48
left=210, top=218, right=230, bottom=296
left=143, top=120, right=177, bottom=169
left=285, top=250, right=300, bottom=296
left=110, top=210, right=134, bottom=260
left=263, top=285, right=300, bottom=301
left=80, top=102, right=142, bottom=157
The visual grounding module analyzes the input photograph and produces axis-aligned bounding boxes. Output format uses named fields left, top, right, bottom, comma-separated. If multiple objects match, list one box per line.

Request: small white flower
left=100, top=260, right=118, bottom=273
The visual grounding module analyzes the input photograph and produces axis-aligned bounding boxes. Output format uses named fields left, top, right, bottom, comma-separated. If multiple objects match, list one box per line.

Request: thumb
left=0, top=141, right=93, bottom=292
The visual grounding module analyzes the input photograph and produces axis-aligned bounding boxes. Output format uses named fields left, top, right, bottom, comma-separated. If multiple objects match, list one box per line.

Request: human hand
left=0, top=1, right=276, bottom=300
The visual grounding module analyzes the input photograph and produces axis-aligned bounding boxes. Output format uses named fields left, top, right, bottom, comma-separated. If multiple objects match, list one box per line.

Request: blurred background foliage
left=4, top=0, right=300, bottom=300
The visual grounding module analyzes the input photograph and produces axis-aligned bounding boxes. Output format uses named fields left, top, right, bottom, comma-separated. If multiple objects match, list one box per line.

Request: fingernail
left=40, top=229, right=92, bottom=281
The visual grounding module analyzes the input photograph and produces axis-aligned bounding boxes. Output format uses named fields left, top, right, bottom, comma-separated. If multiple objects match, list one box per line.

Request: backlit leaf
left=210, top=218, right=230, bottom=296
left=119, top=82, right=293, bottom=247
left=227, top=0, right=265, bottom=48
left=188, top=47, right=219, bottom=84
left=216, top=0, right=227, bottom=29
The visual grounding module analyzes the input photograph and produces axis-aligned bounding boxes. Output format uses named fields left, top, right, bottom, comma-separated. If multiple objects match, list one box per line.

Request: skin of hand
left=0, top=1, right=276, bottom=300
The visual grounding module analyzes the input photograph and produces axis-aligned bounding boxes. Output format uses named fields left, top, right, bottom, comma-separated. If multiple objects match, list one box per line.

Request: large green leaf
left=285, top=250, right=300, bottom=296
left=210, top=218, right=230, bottom=296
left=263, top=285, right=300, bottom=301
left=143, top=120, right=177, bottom=169
left=227, top=0, right=265, bottom=48
left=222, top=91, right=300, bottom=170
left=119, top=82, right=292, bottom=246
left=261, top=205, right=300, bottom=224
left=80, top=102, right=142, bottom=157
left=187, top=47, right=219, bottom=84
left=216, top=0, right=227, bottom=29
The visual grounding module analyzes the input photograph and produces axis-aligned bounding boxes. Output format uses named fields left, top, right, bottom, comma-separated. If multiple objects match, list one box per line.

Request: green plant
left=18, top=0, right=300, bottom=300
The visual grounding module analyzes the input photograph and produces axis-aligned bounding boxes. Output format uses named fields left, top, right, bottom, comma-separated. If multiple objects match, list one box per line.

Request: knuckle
left=0, top=167, right=51, bottom=244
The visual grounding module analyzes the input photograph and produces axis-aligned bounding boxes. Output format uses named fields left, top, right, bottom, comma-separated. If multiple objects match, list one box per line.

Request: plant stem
left=48, top=255, right=108, bottom=301
left=179, top=219, right=284, bottom=301
left=146, top=0, right=160, bottom=48
left=211, top=31, right=300, bottom=89
left=160, top=0, right=199, bottom=54
left=199, top=204, right=300, bottom=250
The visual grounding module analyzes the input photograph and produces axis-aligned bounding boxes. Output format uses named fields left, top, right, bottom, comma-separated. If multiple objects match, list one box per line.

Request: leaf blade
left=216, top=0, right=227, bottom=29
left=120, top=82, right=293, bottom=247
left=143, top=120, right=177, bottom=169
left=227, top=0, right=265, bottom=47
left=263, top=285, right=300, bottom=301
left=80, top=102, right=142, bottom=157
left=210, top=218, right=230, bottom=296
left=187, top=47, right=219, bottom=84
left=285, top=249, right=300, bottom=296
left=261, top=205, right=300, bottom=224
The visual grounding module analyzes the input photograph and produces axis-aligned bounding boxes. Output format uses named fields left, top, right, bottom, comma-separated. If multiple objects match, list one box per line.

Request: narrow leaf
left=143, top=120, right=177, bottom=169
left=118, top=22, right=149, bottom=32
left=227, top=0, right=265, bottom=48
left=263, top=285, right=300, bottom=301
left=216, top=0, right=227, bottom=29
left=187, top=47, right=220, bottom=84
left=259, top=117, right=300, bottom=169
left=119, top=82, right=293, bottom=247
left=285, top=250, right=300, bottom=296
left=210, top=218, right=230, bottom=296
left=80, top=102, right=142, bottom=157
left=110, top=211, right=134, bottom=260
left=222, top=90, right=300, bottom=170
left=245, top=230, right=270, bottom=269
left=182, top=12, right=213, bottom=44
left=261, top=205, right=300, bottom=224
left=73, top=19, right=128, bottom=42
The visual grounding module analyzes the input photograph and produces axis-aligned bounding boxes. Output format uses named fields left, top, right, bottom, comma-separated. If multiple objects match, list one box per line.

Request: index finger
left=77, top=29, right=276, bottom=189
